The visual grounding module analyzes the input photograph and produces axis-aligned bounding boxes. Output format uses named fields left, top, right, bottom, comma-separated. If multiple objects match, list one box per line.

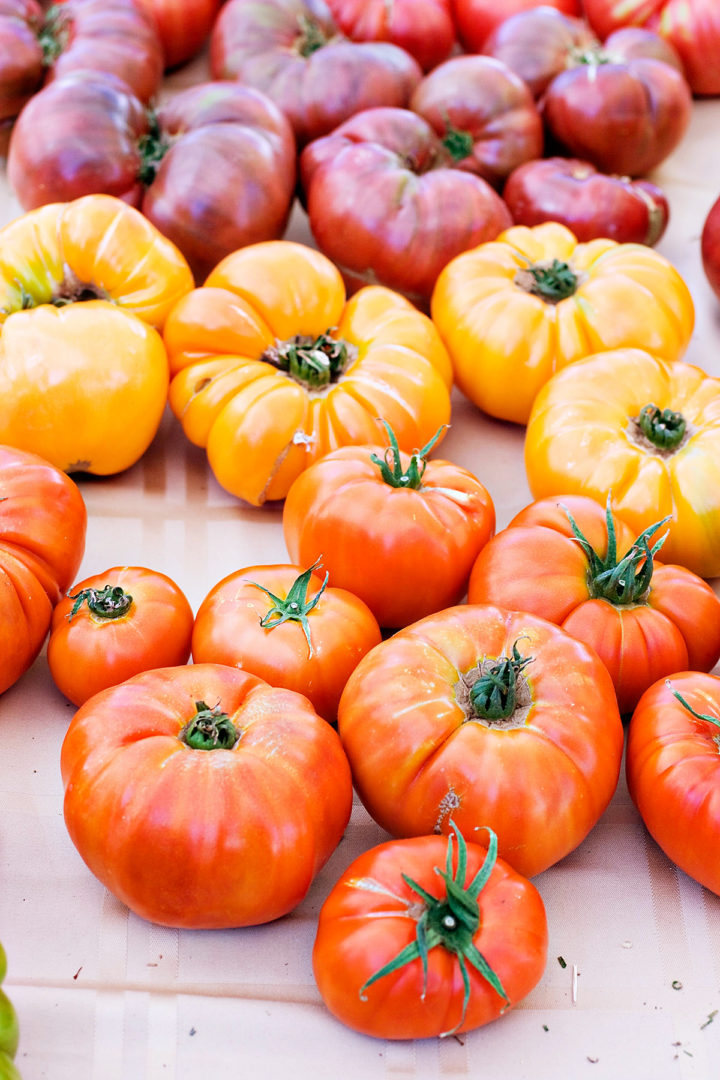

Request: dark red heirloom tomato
left=503, top=158, right=669, bottom=245
left=409, top=55, right=543, bottom=190
left=313, top=825, right=548, bottom=1039
left=60, top=664, right=354, bottom=928
left=300, top=106, right=513, bottom=304
left=209, top=0, right=422, bottom=148
left=482, top=6, right=595, bottom=99
left=702, top=194, right=720, bottom=301
left=583, top=0, right=720, bottom=97
left=325, top=0, right=456, bottom=72
left=47, top=566, right=195, bottom=706
left=135, top=0, right=223, bottom=69
left=7, top=78, right=297, bottom=283
left=451, top=0, right=581, bottom=53
left=0, top=0, right=163, bottom=154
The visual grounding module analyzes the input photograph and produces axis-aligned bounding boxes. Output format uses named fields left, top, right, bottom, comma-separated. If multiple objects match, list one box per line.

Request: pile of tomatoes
left=2, top=0, right=720, bottom=1052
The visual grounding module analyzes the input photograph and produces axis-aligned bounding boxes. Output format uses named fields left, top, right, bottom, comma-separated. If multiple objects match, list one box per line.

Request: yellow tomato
left=165, top=241, right=452, bottom=505
left=431, top=222, right=694, bottom=425
left=525, top=348, right=720, bottom=579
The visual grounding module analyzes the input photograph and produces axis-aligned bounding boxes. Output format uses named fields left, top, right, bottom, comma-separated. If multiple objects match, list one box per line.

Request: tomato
left=313, top=824, right=548, bottom=1039
left=482, top=6, right=595, bottom=99
left=191, top=561, right=381, bottom=722
left=525, top=348, right=720, bottom=579
left=300, top=106, right=513, bottom=305
left=0, top=194, right=193, bottom=475
left=60, top=663, right=353, bottom=928
left=451, top=0, right=581, bottom=53
left=47, top=566, right=195, bottom=706
left=164, top=243, right=452, bottom=505
left=626, top=673, right=720, bottom=896
left=7, top=77, right=298, bottom=283
left=134, top=0, right=222, bottom=69
left=467, top=495, right=720, bottom=714
left=702, top=193, right=720, bottom=302
left=0, top=444, right=86, bottom=696
left=283, top=425, right=496, bottom=628
left=337, top=604, right=624, bottom=877
left=583, top=0, right=720, bottom=96
left=325, top=0, right=456, bottom=71
left=0, top=946, right=19, bottom=1067
left=430, top=222, right=694, bottom=425
left=209, top=0, right=422, bottom=148
left=503, top=158, right=669, bottom=246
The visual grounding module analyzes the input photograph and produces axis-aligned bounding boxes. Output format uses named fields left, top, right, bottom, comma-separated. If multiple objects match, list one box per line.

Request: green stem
left=137, top=110, right=170, bottom=187
left=262, top=331, right=353, bottom=389
left=442, top=122, right=474, bottom=163
left=668, top=682, right=720, bottom=731
left=66, top=585, right=133, bottom=622
left=370, top=421, right=446, bottom=489
left=37, top=5, right=69, bottom=66
left=295, top=13, right=328, bottom=56
left=359, top=822, right=509, bottom=1037
left=248, top=559, right=328, bottom=657
left=517, top=258, right=579, bottom=302
left=179, top=701, right=239, bottom=750
left=633, top=404, right=687, bottom=451
left=469, top=639, right=532, bottom=720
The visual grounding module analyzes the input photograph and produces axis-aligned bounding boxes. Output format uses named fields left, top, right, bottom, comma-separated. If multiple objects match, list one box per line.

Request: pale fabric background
left=1, top=52, right=720, bottom=1080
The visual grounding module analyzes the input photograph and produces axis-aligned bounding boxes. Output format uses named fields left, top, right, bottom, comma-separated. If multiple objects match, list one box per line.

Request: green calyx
left=563, top=496, right=669, bottom=606
left=37, top=5, right=69, bottom=66
left=370, top=420, right=446, bottom=489
left=263, top=330, right=354, bottom=389
left=469, top=639, right=533, bottom=720
left=295, top=13, right=329, bottom=56
left=633, top=403, right=687, bottom=451
left=137, top=110, right=170, bottom=187
left=359, top=822, right=509, bottom=1037
left=517, top=257, right=579, bottom=302
left=66, top=584, right=133, bottom=622
left=249, top=559, right=328, bottom=657
left=179, top=701, right=239, bottom=751
left=442, top=122, right=475, bottom=163
left=668, top=681, right=720, bottom=731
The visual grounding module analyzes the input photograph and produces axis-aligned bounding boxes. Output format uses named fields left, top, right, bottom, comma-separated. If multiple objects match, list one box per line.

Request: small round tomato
left=47, top=566, right=195, bottom=706
left=60, top=663, right=353, bottom=928
left=191, top=561, right=382, bottom=722
left=283, top=424, right=496, bottom=628
left=468, top=495, right=720, bottom=714
left=627, top=673, right=720, bottom=896
left=313, top=824, right=548, bottom=1039
left=337, top=604, right=624, bottom=877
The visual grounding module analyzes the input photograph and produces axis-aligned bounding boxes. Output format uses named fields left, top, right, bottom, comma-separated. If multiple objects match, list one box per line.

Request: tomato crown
left=370, top=421, right=446, bottom=490
left=179, top=700, right=239, bottom=751
left=515, top=257, right=579, bottom=303
left=248, top=560, right=329, bottom=658
left=36, top=5, right=70, bottom=65
left=263, top=331, right=355, bottom=390
left=66, top=584, right=133, bottom=622
left=469, top=638, right=533, bottom=721
left=667, top=680, right=720, bottom=739
left=632, top=403, right=687, bottom=452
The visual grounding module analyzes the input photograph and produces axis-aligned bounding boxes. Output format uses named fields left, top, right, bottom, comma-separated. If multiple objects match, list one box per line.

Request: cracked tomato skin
left=60, top=663, right=354, bottom=928
left=164, top=241, right=452, bottom=505
left=626, top=672, right=720, bottom=896
left=337, top=604, right=623, bottom=878
left=313, top=832, right=548, bottom=1039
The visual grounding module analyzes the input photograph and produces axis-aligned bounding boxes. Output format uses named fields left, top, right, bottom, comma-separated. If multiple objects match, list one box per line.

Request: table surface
left=2, top=51, right=720, bottom=1080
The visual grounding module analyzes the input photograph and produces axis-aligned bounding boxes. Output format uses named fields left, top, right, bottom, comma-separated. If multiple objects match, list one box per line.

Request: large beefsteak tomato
left=60, top=663, right=353, bottom=928
left=337, top=604, right=624, bottom=878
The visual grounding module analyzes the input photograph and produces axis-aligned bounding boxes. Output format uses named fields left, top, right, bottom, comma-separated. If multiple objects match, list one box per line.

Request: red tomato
left=282, top=426, right=496, bottom=628
left=313, top=825, right=548, bottom=1039
left=337, top=604, right=624, bottom=877
left=451, top=0, right=581, bottom=53
left=627, top=673, right=720, bottom=895
left=325, top=0, right=456, bottom=71
left=702, top=194, right=720, bottom=301
left=47, top=566, right=195, bottom=706
left=135, top=0, right=223, bottom=69
left=0, top=444, right=87, bottom=696
left=60, top=663, right=353, bottom=928
left=467, top=495, right=720, bottom=714
left=191, top=561, right=382, bottom=722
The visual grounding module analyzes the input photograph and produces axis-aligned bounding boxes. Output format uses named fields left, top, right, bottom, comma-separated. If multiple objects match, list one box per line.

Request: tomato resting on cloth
left=337, top=604, right=624, bottom=878
left=164, top=241, right=452, bottom=505
left=60, top=664, right=353, bottom=928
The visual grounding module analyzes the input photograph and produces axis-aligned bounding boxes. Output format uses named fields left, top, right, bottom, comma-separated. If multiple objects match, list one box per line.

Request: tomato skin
left=60, top=663, right=354, bottom=928
left=134, top=0, right=222, bottom=69
left=313, top=832, right=548, bottom=1039
left=430, top=222, right=694, bottom=425
left=467, top=495, right=720, bottom=714
left=191, top=564, right=382, bottom=722
left=451, top=0, right=581, bottom=53
left=626, top=673, right=720, bottom=896
left=0, top=444, right=86, bottom=695
left=282, top=445, right=496, bottom=629
left=337, top=604, right=623, bottom=877
left=524, top=349, right=720, bottom=579
left=326, top=0, right=456, bottom=71
left=48, top=567, right=195, bottom=707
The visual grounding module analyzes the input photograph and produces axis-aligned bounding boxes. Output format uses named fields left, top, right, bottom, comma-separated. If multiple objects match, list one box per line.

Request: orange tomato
left=164, top=241, right=452, bottom=505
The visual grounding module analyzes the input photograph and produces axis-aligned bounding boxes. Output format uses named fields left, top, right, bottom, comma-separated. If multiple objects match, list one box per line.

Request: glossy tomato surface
left=702, top=193, right=720, bottom=301
left=452, top=0, right=582, bottom=52
left=191, top=563, right=381, bottom=722
left=337, top=604, right=624, bottom=877
left=48, top=566, right=195, bottom=706
left=325, top=0, right=456, bottom=70
left=135, top=0, right=223, bottom=69
left=60, top=664, right=353, bottom=928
